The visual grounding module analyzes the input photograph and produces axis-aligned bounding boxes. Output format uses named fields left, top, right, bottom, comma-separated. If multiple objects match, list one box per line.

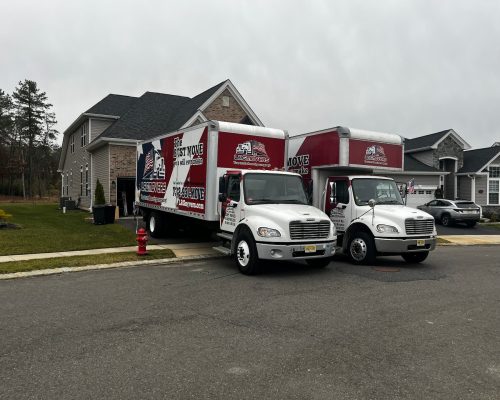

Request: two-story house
left=58, top=80, right=262, bottom=216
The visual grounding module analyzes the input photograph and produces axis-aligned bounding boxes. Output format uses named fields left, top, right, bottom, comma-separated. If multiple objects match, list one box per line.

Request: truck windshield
left=243, top=173, right=308, bottom=205
left=352, top=178, right=403, bottom=206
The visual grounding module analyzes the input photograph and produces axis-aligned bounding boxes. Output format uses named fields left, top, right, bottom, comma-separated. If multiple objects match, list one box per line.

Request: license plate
left=416, top=239, right=425, bottom=247
left=304, top=245, right=317, bottom=253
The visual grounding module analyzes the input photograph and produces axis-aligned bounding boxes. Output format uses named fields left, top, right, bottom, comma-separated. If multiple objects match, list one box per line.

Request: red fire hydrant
left=136, top=228, right=148, bottom=256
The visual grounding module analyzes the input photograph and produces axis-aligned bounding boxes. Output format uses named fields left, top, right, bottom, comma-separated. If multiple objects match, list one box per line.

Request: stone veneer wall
left=109, top=145, right=136, bottom=205
left=434, top=135, right=464, bottom=169
left=203, top=89, right=249, bottom=123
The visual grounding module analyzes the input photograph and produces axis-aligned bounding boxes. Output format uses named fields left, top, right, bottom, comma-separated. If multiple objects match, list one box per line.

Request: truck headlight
left=331, top=222, right=337, bottom=236
left=376, top=224, right=399, bottom=233
left=257, top=227, right=281, bottom=237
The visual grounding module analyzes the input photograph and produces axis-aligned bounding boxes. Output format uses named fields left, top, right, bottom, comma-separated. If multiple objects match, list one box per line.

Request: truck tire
left=348, top=231, right=376, bottom=265
left=440, top=213, right=451, bottom=227
left=402, top=251, right=429, bottom=263
left=306, top=258, right=331, bottom=269
left=234, top=231, right=260, bottom=275
left=148, top=212, right=164, bottom=238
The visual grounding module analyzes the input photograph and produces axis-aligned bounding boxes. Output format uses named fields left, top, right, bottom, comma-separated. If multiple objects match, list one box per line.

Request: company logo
left=234, top=140, right=270, bottom=164
left=364, top=145, right=387, bottom=165
left=143, top=148, right=165, bottom=179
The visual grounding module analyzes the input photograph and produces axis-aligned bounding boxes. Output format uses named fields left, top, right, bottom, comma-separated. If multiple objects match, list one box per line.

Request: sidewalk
left=1, top=235, right=499, bottom=265
left=0, top=242, right=221, bottom=264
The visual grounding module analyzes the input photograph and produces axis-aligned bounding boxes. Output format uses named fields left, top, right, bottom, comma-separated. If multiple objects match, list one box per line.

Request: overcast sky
left=1, top=0, right=499, bottom=148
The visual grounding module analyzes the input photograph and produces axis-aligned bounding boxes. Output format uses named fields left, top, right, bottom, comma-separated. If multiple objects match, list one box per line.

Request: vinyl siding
left=410, top=150, right=434, bottom=168
left=60, top=121, right=91, bottom=209
left=92, top=145, right=110, bottom=204
left=476, top=176, right=488, bottom=205
left=457, top=176, right=471, bottom=200
left=90, top=118, right=114, bottom=141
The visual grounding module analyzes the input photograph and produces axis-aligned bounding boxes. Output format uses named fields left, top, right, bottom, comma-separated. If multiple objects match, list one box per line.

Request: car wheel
left=234, top=230, right=260, bottom=275
left=348, top=231, right=376, bottom=265
left=306, top=258, right=331, bottom=269
left=402, top=251, right=429, bottom=263
left=440, top=214, right=451, bottom=227
left=466, top=221, right=477, bottom=228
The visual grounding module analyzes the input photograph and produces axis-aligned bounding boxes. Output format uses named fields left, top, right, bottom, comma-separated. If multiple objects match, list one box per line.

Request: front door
left=324, top=177, right=351, bottom=234
left=220, top=173, right=243, bottom=233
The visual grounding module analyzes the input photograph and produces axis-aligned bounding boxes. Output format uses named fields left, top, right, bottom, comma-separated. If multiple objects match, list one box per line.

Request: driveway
left=1, top=246, right=499, bottom=399
left=436, top=222, right=500, bottom=236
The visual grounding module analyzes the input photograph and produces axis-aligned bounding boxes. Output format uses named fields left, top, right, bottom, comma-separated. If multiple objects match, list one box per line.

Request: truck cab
left=217, top=170, right=337, bottom=274
left=325, top=175, right=436, bottom=264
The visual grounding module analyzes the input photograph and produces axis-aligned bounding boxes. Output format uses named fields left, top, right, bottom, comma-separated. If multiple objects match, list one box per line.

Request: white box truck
left=288, top=126, right=437, bottom=264
left=136, top=121, right=337, bottom=274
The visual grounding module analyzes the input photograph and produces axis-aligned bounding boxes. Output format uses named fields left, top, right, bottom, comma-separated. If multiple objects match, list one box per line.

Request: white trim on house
left=433, top=129, right=471, bottom=150
left=181, top=80, right=264, bottom=128
left=86, top=137, right=138, bottom=152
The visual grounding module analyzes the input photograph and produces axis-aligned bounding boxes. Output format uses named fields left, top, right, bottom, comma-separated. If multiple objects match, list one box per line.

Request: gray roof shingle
left=404, top=130, right=451, bottom=152
left=85, top=94, right=139, bottom=117
left=404, top=154, right=441, bottom=172
left=458, top=146, right=500, bottom=173
left=94, top=80, right=227, bottom=141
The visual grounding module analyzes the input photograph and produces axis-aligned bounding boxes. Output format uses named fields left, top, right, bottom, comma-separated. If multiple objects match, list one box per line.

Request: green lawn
left=0, top=249, right=175, bottom=274
left=0, top=203, right=136, bottom=255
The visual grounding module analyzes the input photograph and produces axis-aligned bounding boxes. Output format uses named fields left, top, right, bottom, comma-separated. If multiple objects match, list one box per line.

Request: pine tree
left=12, top=80, right=55, bottom=198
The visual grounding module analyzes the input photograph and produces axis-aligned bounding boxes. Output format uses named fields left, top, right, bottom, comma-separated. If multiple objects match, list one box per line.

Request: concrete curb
left=0, top=253, right=225, bottom=281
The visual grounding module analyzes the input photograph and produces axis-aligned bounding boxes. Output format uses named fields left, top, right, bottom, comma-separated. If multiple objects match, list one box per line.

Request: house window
left=489, top=180, right=499, bottom=205
left=426, top=190, right=432, bottom=195
left=222, top=95, right=230, bottom=107
left=81, top=124, right=87, bottom=147
left=489, top=165, right=500, bottom=205
left=80, top=166, right=84, bottom=196
left=489, top=166, right=500, bottom=178
left=85, top=164, right=89, bottom=196
left=65, top=173, right=69, bottom=196
left=70, top=134, right=75, bottom=153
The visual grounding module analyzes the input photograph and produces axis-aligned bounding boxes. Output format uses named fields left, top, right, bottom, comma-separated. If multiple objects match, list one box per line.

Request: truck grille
left=405, top=218, right=434, bottom=235
left=289, top=220, right=331, bottom=240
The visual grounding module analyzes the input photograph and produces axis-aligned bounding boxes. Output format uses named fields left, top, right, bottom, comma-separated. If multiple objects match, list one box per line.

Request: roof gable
left=458, top=146, right=500, bottom=173
left=85, top=94, right=138, bottom=116
left=405, top=129, right=471, bottom=152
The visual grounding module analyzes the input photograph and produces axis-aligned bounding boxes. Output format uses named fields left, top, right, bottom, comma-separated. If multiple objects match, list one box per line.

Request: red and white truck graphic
left=288, top=126, right=436, bottom=264
left=136, top=121, right=336, bottom=274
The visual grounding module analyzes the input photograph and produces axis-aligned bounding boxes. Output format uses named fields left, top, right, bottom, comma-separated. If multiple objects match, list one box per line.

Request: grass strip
left=0, top=249, right=175, bottom=274
left=0, top=203, right=136, bottom=255
left=436, top=237, right=451, bottom=244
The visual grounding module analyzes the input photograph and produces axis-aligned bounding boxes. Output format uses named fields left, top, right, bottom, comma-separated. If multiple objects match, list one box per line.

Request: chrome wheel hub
left=237, top=240, right=250, bottom=267
left=350, top=238, right=367, bottom=261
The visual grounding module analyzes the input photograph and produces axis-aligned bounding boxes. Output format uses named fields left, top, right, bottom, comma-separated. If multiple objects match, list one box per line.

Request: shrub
left=0, top=208, right=12, bottom=222
left=94, top=179, right=106, bottom=205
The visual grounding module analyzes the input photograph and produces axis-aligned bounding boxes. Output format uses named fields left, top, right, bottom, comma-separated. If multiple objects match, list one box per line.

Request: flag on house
left=407, top=178, right=415, bottom=194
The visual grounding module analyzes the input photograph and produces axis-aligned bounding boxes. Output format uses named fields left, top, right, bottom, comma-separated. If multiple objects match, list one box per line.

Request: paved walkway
left=1, top=235, right=499, bottom=265
left=0, top=242, right=220, bottom=264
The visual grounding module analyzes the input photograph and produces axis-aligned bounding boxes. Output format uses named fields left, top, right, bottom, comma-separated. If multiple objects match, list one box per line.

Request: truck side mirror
left=368, top=199, right=376, bottom=208
left=329, top=182, right=336, bottom=204
left=218, top=176, right=227, bottom=202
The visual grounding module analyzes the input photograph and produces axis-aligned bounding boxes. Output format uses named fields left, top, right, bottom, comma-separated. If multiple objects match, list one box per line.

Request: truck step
left=212, top=246, right=231, bottom=256
left=216, top=232, right=233, bottom=241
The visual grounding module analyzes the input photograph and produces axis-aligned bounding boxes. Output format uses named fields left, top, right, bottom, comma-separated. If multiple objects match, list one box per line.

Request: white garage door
left=406, top=188, right=435, bottom=208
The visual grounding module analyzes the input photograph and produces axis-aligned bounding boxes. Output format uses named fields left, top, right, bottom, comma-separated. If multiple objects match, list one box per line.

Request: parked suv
left=417, top=199, right=480, bottom=227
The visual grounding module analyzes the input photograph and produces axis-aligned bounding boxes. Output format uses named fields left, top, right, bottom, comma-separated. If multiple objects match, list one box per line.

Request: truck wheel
left=440, top=214, right=451, bottom=227
left=234, top=231, right=260, bottom=275
left=348, top=232, right=375, bottom=265
left=148, top=212, right=164, bottom=238
left=306, top=258, right=331, bottom=269
left=402, top=251, right=429, bottom=263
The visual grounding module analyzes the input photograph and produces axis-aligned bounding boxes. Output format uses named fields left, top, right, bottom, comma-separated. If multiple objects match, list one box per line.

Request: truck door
left=324, top=177, right=351, bottom=233
left=219, top=172, right=243, bottom=233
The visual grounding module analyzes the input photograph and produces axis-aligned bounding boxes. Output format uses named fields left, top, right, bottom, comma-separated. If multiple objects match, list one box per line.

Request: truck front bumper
left=256, top=240, right=337, bottom=261
left=374, top=237, right=437, bottom=254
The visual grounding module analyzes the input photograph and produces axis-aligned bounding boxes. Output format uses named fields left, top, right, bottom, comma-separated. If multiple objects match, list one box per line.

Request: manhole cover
left=373, top=267, right=400, bottom=272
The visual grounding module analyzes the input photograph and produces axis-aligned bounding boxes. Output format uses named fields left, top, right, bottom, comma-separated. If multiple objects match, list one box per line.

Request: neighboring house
left=401, top=129, right=471, bottom=205
left=457, top=144, right=500, bottom=214
left=58, top=80, right=262, bottom=215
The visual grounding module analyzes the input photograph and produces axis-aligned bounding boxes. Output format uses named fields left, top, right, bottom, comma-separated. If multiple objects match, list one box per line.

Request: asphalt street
left=1, top=247, right=499, bottom=399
